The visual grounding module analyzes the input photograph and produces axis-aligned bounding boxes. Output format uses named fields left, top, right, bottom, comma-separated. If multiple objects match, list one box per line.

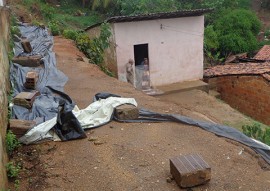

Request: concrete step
left=154, top=80, right=209, bottom=96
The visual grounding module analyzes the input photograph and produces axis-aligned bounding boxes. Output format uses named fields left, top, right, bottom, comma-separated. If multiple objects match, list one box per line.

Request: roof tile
left=254, top=45, right=270, bottom=60
left=204, top=62, right=270, bottom=81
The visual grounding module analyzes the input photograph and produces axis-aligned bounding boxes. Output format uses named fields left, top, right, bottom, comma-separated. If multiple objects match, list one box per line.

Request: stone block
left=9, top=119, right=36, bottom=138
left=12, top=55, right=43, bottom=67
left=114, top=104, right=139, bottom=120
left=170, top=154, right=211, bottom=188
left=21, top=38, right=32, bottom=53
left=13, top=91, right=40, bottom=109
left=24, top=71, right=38, bottom=89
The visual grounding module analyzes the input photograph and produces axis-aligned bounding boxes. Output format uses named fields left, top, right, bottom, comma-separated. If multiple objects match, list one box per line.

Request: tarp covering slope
left=11, top=24, right=85, bottom=141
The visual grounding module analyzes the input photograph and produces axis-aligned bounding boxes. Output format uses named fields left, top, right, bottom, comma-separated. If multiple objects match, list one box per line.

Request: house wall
left=207, top=76, right=270, bottom=125
left=0, top=6, right=10, bottom=190
left=113, top=16, right=204, bottom=86
left=86, top=25, right=118, bottom=77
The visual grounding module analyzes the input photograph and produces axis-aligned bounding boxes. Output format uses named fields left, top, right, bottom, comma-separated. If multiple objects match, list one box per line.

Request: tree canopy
left=213, top=9, right=261, bottom=56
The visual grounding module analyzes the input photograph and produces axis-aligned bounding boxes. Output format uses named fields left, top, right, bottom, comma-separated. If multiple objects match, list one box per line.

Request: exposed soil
left=9, top=36, right=270, bottom=191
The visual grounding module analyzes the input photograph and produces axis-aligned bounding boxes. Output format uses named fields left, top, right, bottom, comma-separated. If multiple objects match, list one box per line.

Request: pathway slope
left=21, top=37, right=270, bottom=191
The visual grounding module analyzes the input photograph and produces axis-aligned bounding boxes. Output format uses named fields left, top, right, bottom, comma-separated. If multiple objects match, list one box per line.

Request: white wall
left=114, top=16, right=204, bottom=86
left=0, top=0, right=3, bottom=6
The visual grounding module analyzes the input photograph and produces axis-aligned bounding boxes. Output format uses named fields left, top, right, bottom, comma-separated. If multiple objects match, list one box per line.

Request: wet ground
left=12, top=37, right=270, bottom=191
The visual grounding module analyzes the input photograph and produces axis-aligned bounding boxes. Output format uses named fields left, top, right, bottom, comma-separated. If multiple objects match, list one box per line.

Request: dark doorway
left=134, top=44, right=149, bottom=66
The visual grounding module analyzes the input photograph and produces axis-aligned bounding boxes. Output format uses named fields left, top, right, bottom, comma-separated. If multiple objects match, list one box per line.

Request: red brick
left=170, top=154, right=211, bottom=188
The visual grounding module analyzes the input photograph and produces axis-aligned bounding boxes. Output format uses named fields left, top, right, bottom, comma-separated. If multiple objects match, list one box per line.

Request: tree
left=213, top=9, right=261, bottom=57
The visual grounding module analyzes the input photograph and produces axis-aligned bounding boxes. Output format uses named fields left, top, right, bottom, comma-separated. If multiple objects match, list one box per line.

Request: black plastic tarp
left=114, top=108, right=270, bottom=165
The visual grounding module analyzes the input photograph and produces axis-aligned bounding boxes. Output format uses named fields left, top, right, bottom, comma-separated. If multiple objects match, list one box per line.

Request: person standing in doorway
left=126, top=59, right=134, bottom=85
left=142, top=58, right=151, bottom=90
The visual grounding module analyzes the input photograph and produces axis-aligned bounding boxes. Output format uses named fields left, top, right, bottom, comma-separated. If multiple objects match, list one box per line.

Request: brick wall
left=207, top=75, right=270, bottom=125
left=0, top=6, right=10, bottom=190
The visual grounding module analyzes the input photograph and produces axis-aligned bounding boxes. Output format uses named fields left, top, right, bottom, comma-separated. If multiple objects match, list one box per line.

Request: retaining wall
left=0, top=6, right=10, bottom=190
left=207, top=75, right=270, bottom=125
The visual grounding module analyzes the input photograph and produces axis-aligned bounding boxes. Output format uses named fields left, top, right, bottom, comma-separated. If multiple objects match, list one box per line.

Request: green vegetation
left=63, top=23, right=114, bottom=76
left=16, top=0, right=264, bottom=67
left=5, top=162, right=21, bottom=190
left=88, top=0, right=260, bottom=64
left=6, top=130, right=20, bottom=155
left=5, top=162, right=20, bottom=179
left=9, top=14, right=20, bottom=60
left=213, top=9, right=261, bottom=57
left=21, top=0, right=102, bottom=32
left=242, top=123, right=270, bottom=146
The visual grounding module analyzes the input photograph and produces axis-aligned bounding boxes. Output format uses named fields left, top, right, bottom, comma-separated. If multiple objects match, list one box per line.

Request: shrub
left=242, top=123, right=270, bottom=146
left=63, top=29, right=79, bottom=41
left=204, top=25, right=219, bottom=51
left=75, top=33, right=92, bottom=55
left=75, top=22, right=111, bottom=64
left=214, top=9, right=261, bottom=56
left=48, top=20, right=61, bottom=36
left=265, top=28, right=270, bottom=38
left=6, top=162, right=20, bottom=179
left=6, top=130, right=20, bottom=155
left=41, top=3, right=56, bottom=20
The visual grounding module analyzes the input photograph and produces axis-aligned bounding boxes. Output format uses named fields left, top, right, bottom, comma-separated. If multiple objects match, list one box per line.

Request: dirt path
left=14, top=37, right=270, bottom=191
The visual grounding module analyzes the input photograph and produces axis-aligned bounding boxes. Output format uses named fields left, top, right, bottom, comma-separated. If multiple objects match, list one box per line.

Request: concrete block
left=24, top=71, right=38, bottom=89
left=170, top=154, right=211, bottom=188
left=13, top=91, right=40, bottom=109
left=114, top=104, right=139, bottom=120
left=21, top=38, right=32, bottom=53
left=9, top=119, right=36, bottom=138
left=12, top=55, right=43, bottom=67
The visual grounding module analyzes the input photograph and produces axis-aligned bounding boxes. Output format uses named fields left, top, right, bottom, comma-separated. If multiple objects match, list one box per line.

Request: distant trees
left=204, top=9, right=261, bottom=58
left=80, top=0, right=262, bottom=63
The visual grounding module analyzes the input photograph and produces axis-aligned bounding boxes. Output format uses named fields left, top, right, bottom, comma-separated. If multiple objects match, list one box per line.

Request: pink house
left=86, top=9, right=211, bottom=87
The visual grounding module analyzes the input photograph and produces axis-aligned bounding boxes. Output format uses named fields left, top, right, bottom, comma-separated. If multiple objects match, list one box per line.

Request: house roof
left=254, top=45, right=270, bottom=60
left=85, top=9, right=212, bottom=31
left=204, top=62, right=270, bottom=81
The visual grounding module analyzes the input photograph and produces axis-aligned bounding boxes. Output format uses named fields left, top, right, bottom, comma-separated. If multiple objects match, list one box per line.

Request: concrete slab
left=155, top=80, right=209, bottom=96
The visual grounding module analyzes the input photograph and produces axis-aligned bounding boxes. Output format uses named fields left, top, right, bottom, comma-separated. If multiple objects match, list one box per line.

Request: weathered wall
left=86, top=24, right=118, bottom=77
left=207, top=75, right=270, bottom=125
left=0, top=6, right=10, bottom=190
left=113, top=16, right=204, bottom=86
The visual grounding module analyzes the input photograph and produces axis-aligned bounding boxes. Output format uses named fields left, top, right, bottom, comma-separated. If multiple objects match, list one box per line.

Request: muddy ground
left=9, top=37, right=270, bottom=191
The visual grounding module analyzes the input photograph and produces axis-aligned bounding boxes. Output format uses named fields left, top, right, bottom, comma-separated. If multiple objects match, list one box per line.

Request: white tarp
left=19, top=97, right=137, bottom=144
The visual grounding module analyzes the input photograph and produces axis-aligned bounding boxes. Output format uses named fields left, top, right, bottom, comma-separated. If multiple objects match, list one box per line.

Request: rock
left=76, top=55, right=84, bottom=62
left=170, top=154, right=211, bottom=188
left=9, top=119, right=36, bottom=138
left=24, top=162, right=34, bottom=170
left=114, top=104, right=139, bottom=120
left=12, top=55, right=43, bottom=67
left=21, top=38, right=32, bottom=53
left=39, top=23, right=46, bottom=29
left=88, top=136, right=98, bottom=142
left=166, top=176, right=174, bottom=183
left=94, top=140, right=105, bottom=145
